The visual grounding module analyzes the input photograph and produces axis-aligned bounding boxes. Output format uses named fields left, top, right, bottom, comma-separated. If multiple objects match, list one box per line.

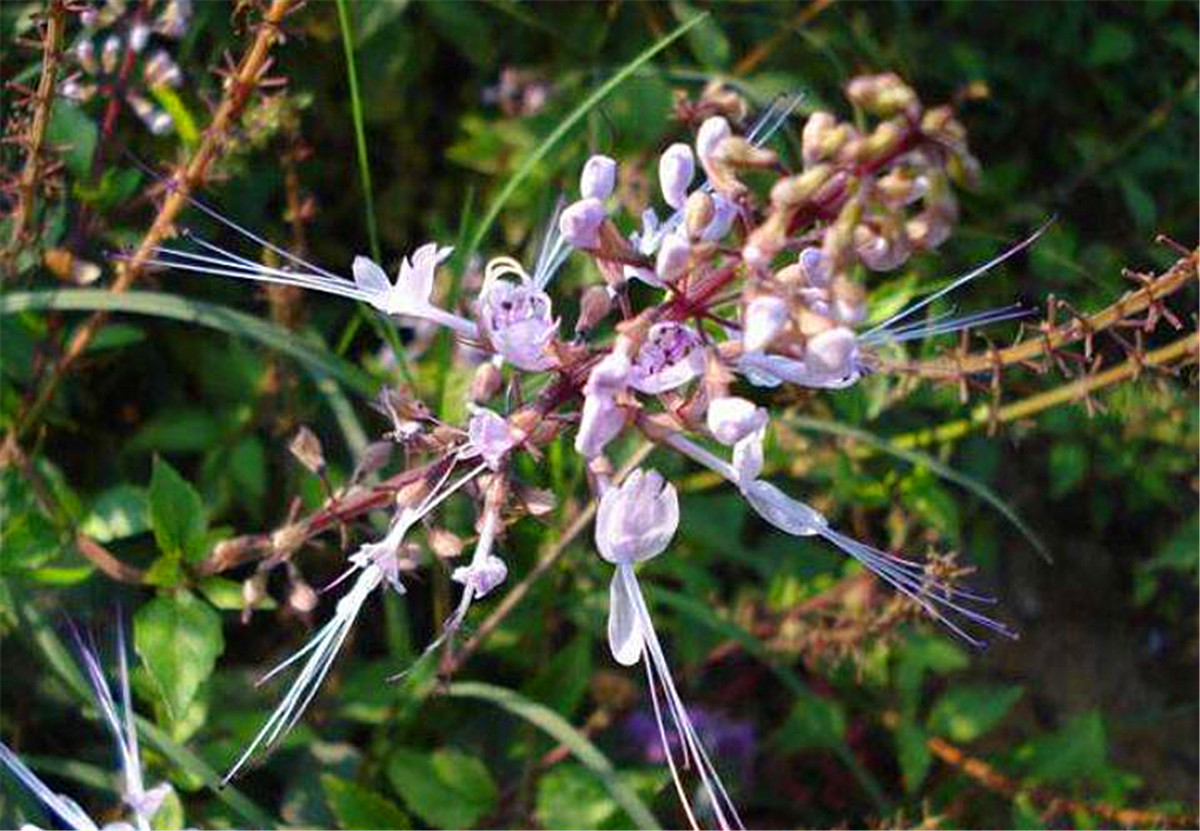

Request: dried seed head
left=517, top=484, right=556, bottom=517
left=576, top=285, right=613, bottom=335
left=470, top=361, right=504, bottom=403
left=270, top=523, right=307, bottom=558
left=289, top=426, right=325, bottom=474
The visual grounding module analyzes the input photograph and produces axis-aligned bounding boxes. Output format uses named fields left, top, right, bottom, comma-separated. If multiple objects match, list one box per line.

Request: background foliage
left=1, top=1, right=1196, bottom=829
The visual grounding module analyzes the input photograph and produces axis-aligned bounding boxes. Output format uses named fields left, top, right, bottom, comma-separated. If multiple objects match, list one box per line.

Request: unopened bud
left=428, top=527, right=464, bottom=559
left=288, top=578, right=319, bottom=613
left=846, top=73, right=918, bottom=117
left=702, top=194, right=737, bottom=242
left=862, top=120, right=907, bottom=162
left=830, top=274, right=867, bottom=324
left=798, top=247, right=832, bottom=287
left=575, top=285, right=613, bottom=335
left=354, top=441, right=393, bottom=479
left=559, top=198, right=606, bottom=249
left=854, top=223, right=911, bottom=272
left=242, top=572, right=267, bottom=607
left=580, top=155, right=617, bottom=201
left=470, top=361, right=504, bottom=402
left=706, top=396, right=768, bottom=446
left=101, top=35, right=121, bottom=74
left=770, top=164, right=832, bottom=210
left=289, top=426, right=325, bottom=474
left=742, top=295, right=789, bottom=353
left=75, top=39, right=97, bottom=73
left=805, top=327, right=857, bottom=376
left=695, top=115, right=732, bottom=162
left=517, top=485, right=556, bottom=517
left=713, top=136, right=777, bottom=169
left=875, top=167, right=924, bottom=207
left=655, top=233, right=690, bottom=283
left=128, top=22, right=150, bottom=53
left=801, top=111, right=854, bottom=166
left=270, top=523, right=307, bottom=558
left=658, top=143, right=695, bottom=210
left=684, top=191, right=714, bottom=240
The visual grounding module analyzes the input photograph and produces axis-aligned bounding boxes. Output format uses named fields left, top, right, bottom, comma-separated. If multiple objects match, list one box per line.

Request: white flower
left=707, top=396, right=768, bottom=446
left=353, top=243, right=475, bottom=340
left=628, top=322, right=706, bottom=394
left=623, top=208, right=666, bottom=287
left=558, top=197, right=607, bottom=249
left=654, top=232, right=690, bottom=283
left=742, top=295, right=789, bottom=353
left=574, top=346, right=631, bottom=459
left=595, top=468, right=679, bottom=567
left=732, top=425, right=765, bottom=484
left=580, top=154, right=617, bottom=201
left=479, top=273, right=559, bottom=372
left=658, top=143, right=695, bottom=210
left=349, top=507, right=420, bottom=594
left=701, top=193, right=737, bottom=242
left=452, top=554, right=508, bottom=598
left=805, top=326, right=857, bottom=377
left=467, top=408, right=516, bottom=470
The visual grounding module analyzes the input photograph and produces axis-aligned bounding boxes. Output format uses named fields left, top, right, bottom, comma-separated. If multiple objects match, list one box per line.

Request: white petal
left=742, top=479, right=826, bottom=536
left=608, top=566, right=644, bottom=666
left=352, top=256, right=391, bottom=295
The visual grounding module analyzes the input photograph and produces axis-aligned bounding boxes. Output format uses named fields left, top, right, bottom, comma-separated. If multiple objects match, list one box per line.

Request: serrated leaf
left=148, top=457, right=207, bottom=563
left=386, top=747, right=497, bottom=829
left=134, top=592, right=224, bottom=721
left=1015, top=711, right=1107, bottom=784
left=535, top=764, right=664, bottom=830
left=321, top=774, right=412, bottom=830
left=928, top=684, right=1023, bottom=743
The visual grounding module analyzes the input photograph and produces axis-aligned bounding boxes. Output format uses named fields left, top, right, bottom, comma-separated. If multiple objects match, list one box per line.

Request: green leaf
left=894, top=720, right=932, bottom=793
left=522, top=633, right=592, bottom=716
left=322, top=774, right=412, bottom=830
left=446, top=682, right=660, bottom=829
left=776, top=690, right=846, bottom=751
left=46, top=102, right=97, bottom=177
left=131, top=409, right=224, bottom=455
left=148, top=457, right=207, bottom=563
left=1048, top=442, right=1088, bottom=498
left=535, top=764, right=664, bottom=830
left=894, top=633, right=969, bottom=715
left=1015, top=711, right=1107, bottom=784
left=150, top=786, right=185, bottom=831
left=386, top=747, right=497, bottom=829
left=1086, top=23, right=1136, bottom=67
left=670, top=0, right=730, bottom=69
left=928, top=684, right=1023, bottom=743
left=81, top=485, right=149, bottom=543
left=134, top=591, right=224, bottom=721
left=196, top=576, right=276, bottom=611
left=0, top=290, right=378, bottom=397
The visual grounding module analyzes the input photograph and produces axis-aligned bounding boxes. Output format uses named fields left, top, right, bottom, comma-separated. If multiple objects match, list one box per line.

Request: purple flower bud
left=129, top=22, right=150, bottom=53
left=658, top=143, right=694, bottom=210
left=696, top=115, right=732, bottom=163
left=707, top=396, right=768, bottom=446
left=701, top=193, right=737, bottom=242
left=559, top=197, right=606, bottom=249
left=654, top=233, right=690, bottom=284
left=805, top=326, right=857, bottom=376
left=742, top=295, right=789, bottom=353
left=75, top=39, right=97, bottom=74
left=580, top=154, right=617, bottom=201
left=102, top=35, right=121, bottom=74
left=798, top=247, right=831, bottom=286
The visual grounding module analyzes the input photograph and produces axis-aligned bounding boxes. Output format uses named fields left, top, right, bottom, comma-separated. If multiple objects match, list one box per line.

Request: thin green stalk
left=335, top=0, right=380, bottom=264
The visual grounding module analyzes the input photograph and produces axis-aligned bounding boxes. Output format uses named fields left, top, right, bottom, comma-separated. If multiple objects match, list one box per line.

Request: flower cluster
left=61, top=0, right=191, bottom=136
left=140, top=76, right=1044, bottom=828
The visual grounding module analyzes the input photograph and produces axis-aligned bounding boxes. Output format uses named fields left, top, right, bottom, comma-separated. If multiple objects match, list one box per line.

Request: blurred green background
left=1, top=1, right=1196, bottom=828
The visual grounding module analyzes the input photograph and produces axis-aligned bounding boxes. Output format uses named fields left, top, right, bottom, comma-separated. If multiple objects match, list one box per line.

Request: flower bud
left=742, top=295, right=789, bottom=353
left=575, top=285, right=613, bottom=335
left=654, top=233, right=690, bottom=284
left=128, top=22, right=150, bottom=53
left=594, top=469, right=679, bottom=565
left=695, top=115, right=732, bottom=162
left=714, top=137, right=778, bottom=169
left=845, top=73, right=918, bottom=117
left=575, top=395, right=626, bottom=459
left=470, top=361, right=504, bottom=402
left=830, top=275, right=867, bottom=324
left=801, top=111, right=854, bottom=167
left=658, top=143, right=695, bottom=210
left=862, top=120, right=907, bottom=162
left=101, top=35, right=121, bottom=74
left=242, top=572, right=267, bottom=608
left=798, top=247, right=832, bottom=287
left=75, top=39, right=97, bottom=73
left=771, top=165, right=832, bottom=210
left=580, top=155, right=617, bottom=201
left=558, top=197, right=607, bottom=249
left=706, top=396, right=768, bottom=446
left=805, top=326, right=857, bottom=376
left=702, top=193, right=737, bottom=242
left=144, top=51, right=182, bottom=87
left=683, top=191, right=714, bottom=240
left=854, top=222, right=911, bottom=272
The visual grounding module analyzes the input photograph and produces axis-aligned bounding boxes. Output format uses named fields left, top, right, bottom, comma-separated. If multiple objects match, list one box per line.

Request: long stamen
left=860, top=219, right=1054, bottom=340
left=864, top=303, right=1034, bottom=346
left=0, top=743, right=99, bottom=831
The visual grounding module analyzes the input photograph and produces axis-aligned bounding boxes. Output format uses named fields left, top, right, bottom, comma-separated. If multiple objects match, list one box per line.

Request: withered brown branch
left=887, top=244, right=1198, bottom=383
left=924, top=732, right=1196, bottom=829
left=5, top=0, right=298, bottom=449
left=2, top=0, right=67, bottom=274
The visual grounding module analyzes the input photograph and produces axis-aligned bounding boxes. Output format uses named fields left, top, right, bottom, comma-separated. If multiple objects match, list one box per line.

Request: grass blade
left=0, top=289, right=378, bottom=398
left=462, top=12, right=709, bottom=268
left=785, top=414, right=1051, bottom=562
left=334, top=0, right=380, bottom=264
left=445, top=681, right=660, bottom=830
